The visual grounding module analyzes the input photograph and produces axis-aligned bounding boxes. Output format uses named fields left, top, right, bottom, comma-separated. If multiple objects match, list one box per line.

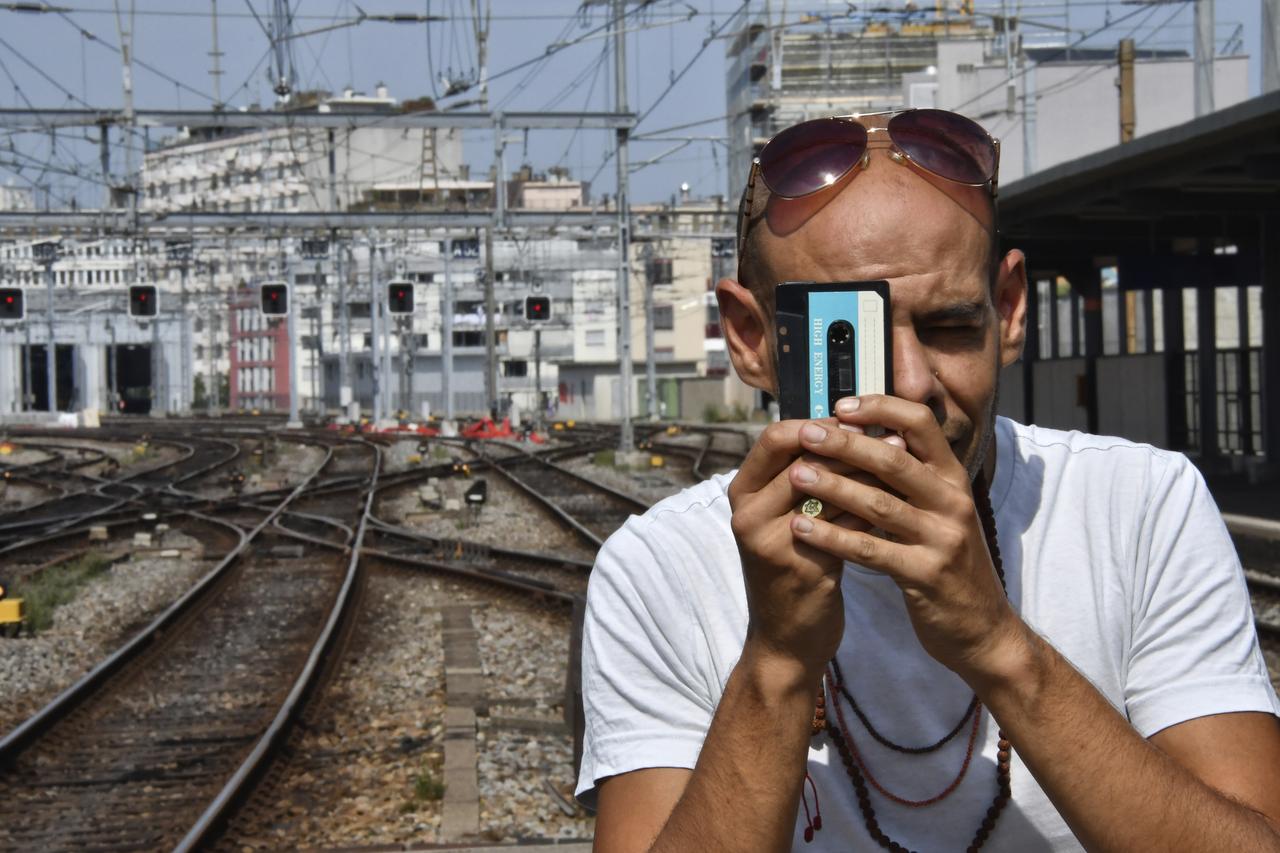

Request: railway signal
left=387, top=280, right=414, bottom=315
left=0, top=288, right=23, bottom=321
left=465, top=479, right=487, bottom=509
left=260, top=281, right=289, bottom=316
left=128, top=285, right=158, bottom=318
left=525, top=295, right=550, bottom=321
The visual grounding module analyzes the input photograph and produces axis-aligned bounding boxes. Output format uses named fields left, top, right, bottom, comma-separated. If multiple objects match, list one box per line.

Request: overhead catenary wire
left=947, top=2, right=1156, bottom=114
left=631, top=0, right=749, bottom=131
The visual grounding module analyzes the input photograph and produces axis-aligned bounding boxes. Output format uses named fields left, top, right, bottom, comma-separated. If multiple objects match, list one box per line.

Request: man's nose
left=892, top=328, right=942, bottom=408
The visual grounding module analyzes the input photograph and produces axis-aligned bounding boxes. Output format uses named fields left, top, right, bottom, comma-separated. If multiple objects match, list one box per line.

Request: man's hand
left=784, top=395, right=1024, bottom=684
left=728, top=419, right=880, bottom=680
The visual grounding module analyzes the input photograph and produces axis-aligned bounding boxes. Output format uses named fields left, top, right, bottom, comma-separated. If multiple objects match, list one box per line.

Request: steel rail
left=0, top=435, right=216, bottom=542
left=0, top=440, right=335, bottom=764
left=368, top=518, right=594, bottom=577
left=174, top=437, right=381, bottom=851
left=483, top=460, right=607, bottom=550
left=363, top=546, right=578, bottom=606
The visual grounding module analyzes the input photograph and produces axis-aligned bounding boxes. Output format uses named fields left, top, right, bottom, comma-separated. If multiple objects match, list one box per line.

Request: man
left=574, top=109, right=1280, bottom=851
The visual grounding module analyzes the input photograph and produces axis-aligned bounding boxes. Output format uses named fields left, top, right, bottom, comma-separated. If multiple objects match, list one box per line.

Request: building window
left=585, top=329, right=606, bottom=347
left=453, top=330, right=484, bottom=347
left=646, top=257, right=674, bottom=285
left=502, top=360, right=528, bottom=377
left=654, top=304, right=674, bottom=330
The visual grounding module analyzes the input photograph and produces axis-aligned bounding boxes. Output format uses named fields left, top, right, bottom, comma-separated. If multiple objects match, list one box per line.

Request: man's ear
left=995, top=248, right=1028, bottom=368
left=715, top=277, right=775, bottom=393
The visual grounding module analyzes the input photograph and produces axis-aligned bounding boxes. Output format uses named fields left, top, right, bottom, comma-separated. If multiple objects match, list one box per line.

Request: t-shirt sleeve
left=1124, top=452, right=1280, bottom=737
left=573, top=518, right=716, bottom=810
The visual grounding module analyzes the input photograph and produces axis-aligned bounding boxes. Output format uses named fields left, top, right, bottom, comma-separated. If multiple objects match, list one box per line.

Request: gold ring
left=800, top=498, right=823, bottom=518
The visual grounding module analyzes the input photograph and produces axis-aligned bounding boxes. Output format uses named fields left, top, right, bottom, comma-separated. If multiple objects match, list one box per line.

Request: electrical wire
left=947, top=2, right=1154, bottom=113
left=632, top=0, right=749, bottom=130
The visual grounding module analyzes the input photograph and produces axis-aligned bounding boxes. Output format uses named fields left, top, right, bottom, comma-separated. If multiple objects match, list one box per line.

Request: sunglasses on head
left=737, top=108, right=1000, bottom=256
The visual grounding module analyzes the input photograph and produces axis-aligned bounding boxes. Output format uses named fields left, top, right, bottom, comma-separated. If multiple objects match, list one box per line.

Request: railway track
left=0, top=427, right=629, bottom=848
left=484, top=448, right=649, bottom=548
left=0, top=437, right=374, bottom=850
left=0, top=431, right=242, bottom=548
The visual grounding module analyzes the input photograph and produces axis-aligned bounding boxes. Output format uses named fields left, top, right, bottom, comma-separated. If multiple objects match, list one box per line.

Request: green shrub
left=14, top=551, right=113, bottom=634
left=413, top=768, right=446, bottom=801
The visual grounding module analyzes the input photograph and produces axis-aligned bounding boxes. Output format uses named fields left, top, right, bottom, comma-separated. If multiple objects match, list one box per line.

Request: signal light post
left=260, top=279, right=300, bottom=428
left=34, top=241, right=58, bottom=412
left=525, top=295, right=550, bottom=425
left=0, top=289, right=22, bottom=321
left=387, top=279, right=414, bottom=418
left=387, top=281, right=414, bottom=315
left=166, top=240, right=193, bottom=413
left=287, top=270, right=301, bottom=428
left=260, top=282, right=288, bottom=315
left=128, top=285, right=159, bottom=317
left=127, top=283, right=160, bottom=414
left=0, top=287, right=22, bottom=416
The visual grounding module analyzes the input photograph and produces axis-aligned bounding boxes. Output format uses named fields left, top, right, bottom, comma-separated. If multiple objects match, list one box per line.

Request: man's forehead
left=760, top=169, right=987, bottom=275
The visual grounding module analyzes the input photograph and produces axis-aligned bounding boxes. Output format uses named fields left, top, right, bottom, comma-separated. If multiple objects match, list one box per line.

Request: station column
left=1262, top=213, right=1280, bottom=474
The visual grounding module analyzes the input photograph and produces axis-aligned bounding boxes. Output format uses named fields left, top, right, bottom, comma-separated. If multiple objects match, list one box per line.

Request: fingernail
left=884, top=434, right=906, bottom=448
left=836, top=397, right=860, bottom=414
left=801, top=423, right=827, bottom=443
left=838, top=423, right=864, bottom=434
left=794, top=516, right=814, bottom=533
left=793, top=464, right=818, bottom=484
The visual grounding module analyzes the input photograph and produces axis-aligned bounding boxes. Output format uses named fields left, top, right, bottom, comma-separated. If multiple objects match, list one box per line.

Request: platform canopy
left=997, top=90, right=1280, bottom=473
left=1000, top=89, right=1280, bottom=280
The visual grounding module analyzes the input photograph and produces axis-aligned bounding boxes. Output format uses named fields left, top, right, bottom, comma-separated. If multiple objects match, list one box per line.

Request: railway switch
left=128, top=285, right=159, bottom=318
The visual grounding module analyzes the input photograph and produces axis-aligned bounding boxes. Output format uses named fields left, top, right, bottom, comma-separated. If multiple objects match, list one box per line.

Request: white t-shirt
left=575, top=417, right=1280, bottom=851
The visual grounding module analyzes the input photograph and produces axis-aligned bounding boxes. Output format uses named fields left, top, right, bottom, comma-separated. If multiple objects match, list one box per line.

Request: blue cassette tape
left=775, top=281, right=892, bottom=420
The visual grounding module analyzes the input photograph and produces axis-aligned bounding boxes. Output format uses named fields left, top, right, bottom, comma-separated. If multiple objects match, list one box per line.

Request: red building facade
left=228, top=289, right=291, bottom=412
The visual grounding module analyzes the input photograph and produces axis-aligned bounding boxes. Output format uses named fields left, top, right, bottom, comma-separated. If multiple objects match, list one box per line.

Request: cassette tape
left=775, top=280, right=893, bottom=421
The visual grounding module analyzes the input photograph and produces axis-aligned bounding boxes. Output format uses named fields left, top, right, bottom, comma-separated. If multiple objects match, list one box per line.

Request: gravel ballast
left=0, top=531, right=214, bottom=736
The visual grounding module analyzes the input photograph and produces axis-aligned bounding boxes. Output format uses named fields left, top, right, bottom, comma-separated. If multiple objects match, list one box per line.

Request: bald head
left=738, top=146, right=999, bottom=317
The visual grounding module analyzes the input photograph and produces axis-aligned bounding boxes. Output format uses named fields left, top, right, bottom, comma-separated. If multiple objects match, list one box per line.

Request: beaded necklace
left=803, top=480, right=1013, bottom=851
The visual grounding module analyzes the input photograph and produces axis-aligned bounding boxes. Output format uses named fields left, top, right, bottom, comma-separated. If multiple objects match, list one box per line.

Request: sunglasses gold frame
left=736, top=108, right=1001, bottom=257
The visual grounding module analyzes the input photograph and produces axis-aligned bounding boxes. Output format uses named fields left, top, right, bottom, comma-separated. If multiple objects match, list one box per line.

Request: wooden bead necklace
left=827, top=664, right=984, bottom=808
left=831, top=657, right=979, bottom=755
left=803, top=479, right=1013, bottom=851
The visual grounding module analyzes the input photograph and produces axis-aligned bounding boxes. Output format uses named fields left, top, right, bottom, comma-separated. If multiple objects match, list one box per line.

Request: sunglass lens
left=759, top=118, right=867, bottom=198
left=888, top=109, right=996, bottom=185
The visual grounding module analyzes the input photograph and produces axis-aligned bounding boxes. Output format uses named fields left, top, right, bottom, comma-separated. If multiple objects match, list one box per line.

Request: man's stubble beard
left=963, top=361, right=1002, bottom=484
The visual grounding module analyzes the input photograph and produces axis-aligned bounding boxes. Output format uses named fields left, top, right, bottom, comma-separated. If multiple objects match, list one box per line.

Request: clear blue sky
left=0, top=0, right=1267, bottom=208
